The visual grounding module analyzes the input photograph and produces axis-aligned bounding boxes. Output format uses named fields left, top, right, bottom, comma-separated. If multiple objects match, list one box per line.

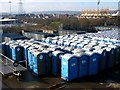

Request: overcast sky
left=0, top=0, right=119, bottom=13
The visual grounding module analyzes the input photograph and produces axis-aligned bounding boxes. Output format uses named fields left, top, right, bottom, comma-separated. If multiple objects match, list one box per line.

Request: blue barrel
left=32, top=51, right=46, bottom=76
left=75, top=53, right=89, bottom=78
left=52, top=50, right=64, bottom=76
left=93, top=49, right=107, bottom=72
left=85, top=51, right=99, bottom=75
left=61, top=53, right=78, bottom=81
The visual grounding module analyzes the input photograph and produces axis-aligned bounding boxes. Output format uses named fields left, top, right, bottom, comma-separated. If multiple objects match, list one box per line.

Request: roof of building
left=0, top=18, right=17, bottom=22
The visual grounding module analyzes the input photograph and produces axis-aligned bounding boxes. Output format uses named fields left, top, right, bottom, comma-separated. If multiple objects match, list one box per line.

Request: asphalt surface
left=1, top=64, right=120, bottom=89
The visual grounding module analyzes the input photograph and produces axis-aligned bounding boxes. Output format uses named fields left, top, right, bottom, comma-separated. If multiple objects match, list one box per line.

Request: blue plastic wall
left=61, top=56, right=78, bottom=81
left=78, top=55, right=89, bottom=77
left=88, top=53, right=99, bottom=75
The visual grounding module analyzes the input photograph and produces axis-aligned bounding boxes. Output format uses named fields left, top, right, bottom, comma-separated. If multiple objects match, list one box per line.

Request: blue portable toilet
left=70, top=42, right=78, bottom=49
left=85, top=51, right=99, bottom=75
left=5, top=42, right=11, bottom=58
left=27, top=47, right=37, bottom=70
left=93, top=49, right=107, bottom=72
left=104, top=47, right=115, bottom=68
left=42, top=49, right=53, bottom=74
left=32, top=51, right=46, bottom=76
left=52, top=50, right=64, bottom=76
left=63, top=41, right=71, bottom=47
left=1, top=42, right=6, bottom=55
left=21, top=44, right=31, bottom=60
left=114, top=45, right=120, bottom=64
left=61, top=53, right=78, bottom=81
left=51, top=40, right=58, bottom=45
left=11, top=45, right=24, bottom=61
left=62, top=47, right=73, bottom=54
left=104, top=38, right=110, bottom=43
left=74, top=52, right=89, bottom=78
left=72, top=48, right=85, bottom=54
left=57, top=40, right=64, bottom=46
left=9, top=43, right=17, bottom=59
left=77, top=43, right=85, bottom=49
left=83, top=45, right=95, bottom=52
left=108, top=45, right=118, bottom=66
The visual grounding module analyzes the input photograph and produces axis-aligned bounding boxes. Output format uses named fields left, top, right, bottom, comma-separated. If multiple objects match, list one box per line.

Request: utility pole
left=97, top=0, right=100, bottom=18
left=18, top=0, right=24, bottom=15
left=9, top=1, right=12, bottom=17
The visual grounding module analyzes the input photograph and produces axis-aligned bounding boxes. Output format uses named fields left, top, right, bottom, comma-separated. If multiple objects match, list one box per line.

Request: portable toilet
left=70, top=42, right=78, bottom=49
left=1, top=42, right=6, bottom=55
left=104, top=38, right=110, bottom=42
left=63, top=47, right=73, bottom=54
left=27, top=47, right=37, bottom=70
left=72, top=48, right=85, bottom=54
left=110, top=39, right=117, bottom=44
left=57, top=40, right=64, bottom=46
left=5, top=42, right=11, bottom=58
left=63, top=41, right=71, bottom=47
left=74, top=52, right=89, bottom=78
left=114, top=44, right=120, bottom=64
left=103, top=47, right=115, bottom=68
left=85, top=51, right=99, bottom=75
left=42, top=49, right=53, bottom=74
left=83, top=45, right=95, bottom=52
left=32, top=51, right=46, bottom=76
left=22, top=44, right=31, bottom=60
left=77, top=43, right=85, bottom=48
left=93, top=49, right=107, bottom=72
left=61, top=53, right=78, bottom=81
left=51, top=40, right=58, bottom=45
left=9, top=43, right=18, bottom=59
left=52, top=50, right=64, bottom=76
left=108, top=45, right=118, bottom=65
left=11, top=45, right=24, bottom=61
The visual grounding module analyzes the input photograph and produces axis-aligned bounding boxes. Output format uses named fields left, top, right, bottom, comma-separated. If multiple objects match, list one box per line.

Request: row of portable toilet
left=1, top=41, right=24, bottom=61
left=1, top=38, right=120, bottom=81
left=42, top=35, right=120, bottom=49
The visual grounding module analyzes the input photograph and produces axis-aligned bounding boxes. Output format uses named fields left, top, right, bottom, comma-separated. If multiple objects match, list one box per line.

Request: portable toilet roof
left=72, top=48, right=85, bottom=54
left=61, top=53, right=77, bottom=60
